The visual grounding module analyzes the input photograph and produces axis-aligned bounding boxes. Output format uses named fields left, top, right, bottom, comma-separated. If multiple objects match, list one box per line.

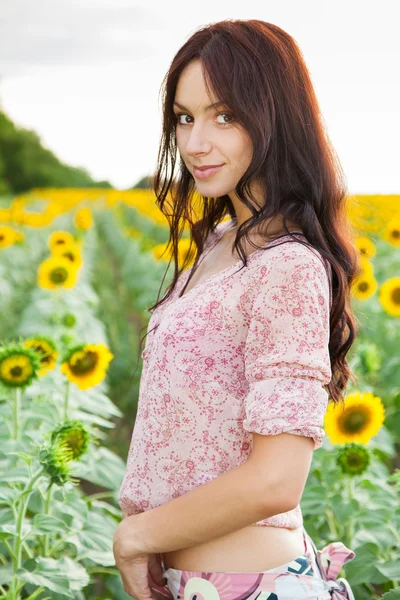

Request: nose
left=185, top=122, right=213, bottom=156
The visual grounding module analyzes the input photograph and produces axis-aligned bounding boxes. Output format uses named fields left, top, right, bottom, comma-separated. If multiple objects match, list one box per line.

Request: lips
left=193, top=164, right=224, bottom=179
left=193, top=164, right=224, bottom=171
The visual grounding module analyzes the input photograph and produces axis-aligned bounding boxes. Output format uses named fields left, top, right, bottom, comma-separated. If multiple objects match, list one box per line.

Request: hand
left=113, top=518, right=173, bottom=599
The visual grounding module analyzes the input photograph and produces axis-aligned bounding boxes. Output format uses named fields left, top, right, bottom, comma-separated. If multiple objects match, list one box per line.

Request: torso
left=161, top=524, right=305, bottom=572
left=162, top=219, right=306, bottom=572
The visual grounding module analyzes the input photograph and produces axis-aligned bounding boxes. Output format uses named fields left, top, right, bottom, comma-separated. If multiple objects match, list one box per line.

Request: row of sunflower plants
left=0, top=215, right=133, bottom=599
left=302, top=224, right=400, bottom=600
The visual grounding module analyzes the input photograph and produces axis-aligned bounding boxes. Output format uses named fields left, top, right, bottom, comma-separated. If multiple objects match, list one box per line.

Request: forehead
left=174, top=60, right=219, bottom=110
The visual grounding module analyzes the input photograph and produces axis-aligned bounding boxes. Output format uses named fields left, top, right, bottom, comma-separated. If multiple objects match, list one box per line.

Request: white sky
left=1, top=0, right=399, bottom=192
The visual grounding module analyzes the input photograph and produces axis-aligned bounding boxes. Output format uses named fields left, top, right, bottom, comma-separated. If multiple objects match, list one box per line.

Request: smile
left=193, top=165, right=224, bottom=179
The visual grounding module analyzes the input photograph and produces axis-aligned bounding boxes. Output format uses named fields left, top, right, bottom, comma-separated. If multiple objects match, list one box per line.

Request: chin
left=195, top=182, right=231, bottom=195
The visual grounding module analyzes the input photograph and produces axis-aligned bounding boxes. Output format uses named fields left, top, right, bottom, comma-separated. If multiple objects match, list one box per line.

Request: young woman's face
left=173, top=60, right=253, bottom=199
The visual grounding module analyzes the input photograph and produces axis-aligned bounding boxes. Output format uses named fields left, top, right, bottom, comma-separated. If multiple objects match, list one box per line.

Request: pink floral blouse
left=118, top=220, right=333, bottom=528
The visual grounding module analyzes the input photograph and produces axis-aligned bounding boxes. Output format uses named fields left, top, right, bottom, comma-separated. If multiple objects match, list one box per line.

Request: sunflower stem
left=64, top=380, right=70, bottom=420
left=11, top=468, right=45, bottom=599
left=325, top=506, right=340, bottom=539
left=344, top=476, right=355, bottom=548
left=13, top=387, right=22, bottom=441
left=40, top=484, right=53, bottom=556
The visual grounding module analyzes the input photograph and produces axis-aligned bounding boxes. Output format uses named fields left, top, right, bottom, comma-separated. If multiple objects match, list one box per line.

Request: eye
left=174, top=112, right=235, bottom=127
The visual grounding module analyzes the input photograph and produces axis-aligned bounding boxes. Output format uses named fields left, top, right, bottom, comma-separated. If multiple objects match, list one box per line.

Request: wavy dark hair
left=135, top=18, right=362, bottom=405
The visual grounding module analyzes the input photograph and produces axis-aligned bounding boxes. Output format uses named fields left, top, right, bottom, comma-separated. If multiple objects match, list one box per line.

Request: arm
left=121, top=434, right=309, bottom=555
left=118, top=245, right=332, bottom=556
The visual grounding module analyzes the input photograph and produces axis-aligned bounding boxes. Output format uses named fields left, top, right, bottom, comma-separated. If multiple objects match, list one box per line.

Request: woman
left=113, top=19, right=360, bottom=600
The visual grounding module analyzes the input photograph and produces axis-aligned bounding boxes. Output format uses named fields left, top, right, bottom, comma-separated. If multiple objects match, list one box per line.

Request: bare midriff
left=161, top=524, right=305, bottom=572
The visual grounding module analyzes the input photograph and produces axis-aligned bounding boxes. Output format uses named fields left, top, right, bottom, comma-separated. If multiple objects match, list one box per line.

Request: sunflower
left=0, top=225, right=19, bottom=249
left=359, top=256, right=374, bottom=276
left=51, top=241, right=83, bottom=269
left=354, top=236, right=376, bottom=259
left=48, top=231, right=76, bottom=252
left=324, top=391, right=385, bottom=445
left=74, top=207, right=94, bottom=231
left=351, top=272, right=378, bottom=301
left=383, top=216, right=400, bottom=247
left=38, top=443, right=74, bottom=487
left=0, top=343, right=41, bottom=388
left=379, top=276, right=400, bottom=317
left=60, top=343, right=114, bottom=390
left=336, top=443, right=371, bottom=476
left=23, top=336, right=59, bottom=376
left=50, top=419, right=91, bottom=461
left=37, top=256, right=79, bottom=290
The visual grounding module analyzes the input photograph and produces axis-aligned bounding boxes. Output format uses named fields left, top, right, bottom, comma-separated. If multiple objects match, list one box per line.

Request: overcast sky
left=1, top=0, right=399, bottom=192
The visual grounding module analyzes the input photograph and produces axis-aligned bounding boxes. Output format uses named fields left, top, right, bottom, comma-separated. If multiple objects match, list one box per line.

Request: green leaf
left=0, top=487, right=16, bottom=505
left=0, top=563, right=13, bottom=585
left=381, top=589, right=400, bottom=600
left=376, top=561, right=400, bottom=580
left=0, top=522, right=31, bottom=538
left=344, top=542, right=382, bottom=585
left=331, top=496, right=360, bottom=522
left=352, top=526, right=398, bottom=551
left=77, top=549, right=115, bottom=566
left=1, top=467, right=30, bottom=483
left=17, top=556, right=90, bottom=597
left=7, top=451, right=33, bottom=466
left=32, top=513, right=71, bottom=535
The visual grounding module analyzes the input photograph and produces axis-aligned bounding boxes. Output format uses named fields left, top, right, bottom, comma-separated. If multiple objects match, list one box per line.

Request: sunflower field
left=0, top=189, right=400, bottom=600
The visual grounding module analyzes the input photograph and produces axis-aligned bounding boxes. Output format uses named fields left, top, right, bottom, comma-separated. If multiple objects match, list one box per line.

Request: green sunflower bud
left=336, top=442, right=371, bottom=476
left=358, top=342, right=382, bottom=374
left=50, top=419, right=91, bottom=461
left=62, top=313, right=77, bottom=328
left=38, top=443, right=73, bottom=486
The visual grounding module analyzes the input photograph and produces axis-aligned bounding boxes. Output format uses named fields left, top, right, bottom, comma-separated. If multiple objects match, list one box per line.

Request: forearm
left=127, top=459, right=294, bottom=555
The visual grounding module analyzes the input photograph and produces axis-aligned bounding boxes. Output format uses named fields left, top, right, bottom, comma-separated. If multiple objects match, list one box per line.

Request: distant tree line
left=0, top=110, right=113, bottom=195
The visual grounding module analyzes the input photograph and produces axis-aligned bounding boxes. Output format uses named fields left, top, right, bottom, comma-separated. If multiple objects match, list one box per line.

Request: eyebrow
left=173, top=100, right=225, bottom=112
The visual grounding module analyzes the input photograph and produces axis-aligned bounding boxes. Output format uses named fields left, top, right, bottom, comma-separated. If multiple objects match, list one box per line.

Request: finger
left=121, top=568, right=155, bottom=600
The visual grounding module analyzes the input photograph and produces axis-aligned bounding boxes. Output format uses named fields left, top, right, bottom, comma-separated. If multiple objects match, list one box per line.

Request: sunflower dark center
left=392, top=287, right=400, bottom=305
left=32, top=344, right=45, bottom=355
left=341, top=410, right=368, bottom=433
left=11, top=366, right=23, bottom=377
left=65, top=432, right=82, bottom=452
left=70, top=351, right=98, bottom=375
left=392, top=229, right=400, bottom=239
left=346, top=452, right=363, bottom=467
left=358, top=281, right=370, bottom=292
left=50, top=267, right=68, bottom=284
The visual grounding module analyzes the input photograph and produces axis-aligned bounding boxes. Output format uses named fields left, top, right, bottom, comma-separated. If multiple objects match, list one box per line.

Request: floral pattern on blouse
left=118, top=220, right=333, bottom=528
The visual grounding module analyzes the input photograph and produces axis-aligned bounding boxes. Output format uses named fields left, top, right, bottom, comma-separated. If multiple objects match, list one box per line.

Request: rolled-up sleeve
left=243, top=245, right=332, bottom=450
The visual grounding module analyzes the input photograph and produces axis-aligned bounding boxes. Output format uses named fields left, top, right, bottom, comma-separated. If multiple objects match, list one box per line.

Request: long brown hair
left=136, top=18, right=361, bottom=405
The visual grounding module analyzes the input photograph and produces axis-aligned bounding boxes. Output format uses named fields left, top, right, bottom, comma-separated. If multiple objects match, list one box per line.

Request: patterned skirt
left=150, top=526, right=356, bottom=600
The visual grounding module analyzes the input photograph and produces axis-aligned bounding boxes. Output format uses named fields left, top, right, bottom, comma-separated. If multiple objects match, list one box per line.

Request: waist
left=161, top=524, right=305, bottom=572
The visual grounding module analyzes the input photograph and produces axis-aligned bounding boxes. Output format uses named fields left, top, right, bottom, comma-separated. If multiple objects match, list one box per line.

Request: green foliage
left=0, top=111, right=113, bottom=193
left=0, top=224, right=129, bottom=599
